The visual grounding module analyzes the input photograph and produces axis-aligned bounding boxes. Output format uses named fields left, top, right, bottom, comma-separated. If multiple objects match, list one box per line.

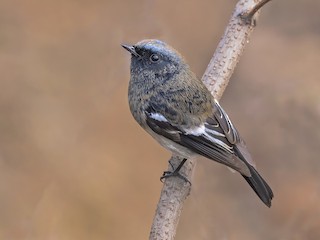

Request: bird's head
left=122, top=39, right=188, bottom=83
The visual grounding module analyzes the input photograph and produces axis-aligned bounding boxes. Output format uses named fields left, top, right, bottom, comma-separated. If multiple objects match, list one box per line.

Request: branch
left=240, top=0, right=272, bottom=25
left=149, top=1, right=270, bottom=239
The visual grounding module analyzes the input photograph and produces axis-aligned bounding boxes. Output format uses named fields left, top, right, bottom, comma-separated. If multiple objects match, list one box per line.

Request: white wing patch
left=149, top=113, right=168, bottom=122
left=184, top=125, right=233, bottom=153
left=184, top=125, right=205, bottom=136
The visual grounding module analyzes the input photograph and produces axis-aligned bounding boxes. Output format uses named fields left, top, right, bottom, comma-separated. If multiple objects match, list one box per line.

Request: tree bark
left=149, top=1, right=271, bottom=239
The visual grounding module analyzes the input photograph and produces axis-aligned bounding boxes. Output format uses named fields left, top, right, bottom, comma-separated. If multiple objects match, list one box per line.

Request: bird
left=122, top=39, right=273, bottom=207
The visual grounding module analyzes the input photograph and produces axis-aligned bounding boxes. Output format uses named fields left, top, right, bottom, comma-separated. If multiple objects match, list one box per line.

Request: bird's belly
left=151, top=132, right=196, bottom=158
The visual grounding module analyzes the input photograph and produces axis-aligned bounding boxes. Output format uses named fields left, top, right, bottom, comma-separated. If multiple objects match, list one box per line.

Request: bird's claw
left=160, top=169, right=191, bottom=185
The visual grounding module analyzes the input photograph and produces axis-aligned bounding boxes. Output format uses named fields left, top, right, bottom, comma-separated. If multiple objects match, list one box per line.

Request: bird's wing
left=145, top=101, right=252, bottom=176
left=212, top=100, right=256, bottom=168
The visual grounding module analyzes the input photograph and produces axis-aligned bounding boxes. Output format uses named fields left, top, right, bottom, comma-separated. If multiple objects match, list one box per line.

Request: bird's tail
left=241, top=164, right=274, bottom=207
left=234, top=145, right=274, bottom=207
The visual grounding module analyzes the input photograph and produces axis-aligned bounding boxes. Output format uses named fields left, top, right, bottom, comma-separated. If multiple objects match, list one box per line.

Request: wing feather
left=145, top=107, right=251, bottom=175
left=213, top=100, right=255, bottom=167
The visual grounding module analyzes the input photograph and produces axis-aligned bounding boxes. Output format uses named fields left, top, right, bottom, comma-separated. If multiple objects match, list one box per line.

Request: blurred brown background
left=0, top=0, right=320, bottom=239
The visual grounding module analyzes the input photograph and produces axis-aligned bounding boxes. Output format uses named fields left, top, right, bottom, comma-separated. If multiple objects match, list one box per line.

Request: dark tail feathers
left=234, top=144, right=273, bottom=207
left=242, top=164, right=274, bottom=207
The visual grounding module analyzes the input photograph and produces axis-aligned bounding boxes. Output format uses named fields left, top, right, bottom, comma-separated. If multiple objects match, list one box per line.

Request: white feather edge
left=149, top=112, right=233, bottom=154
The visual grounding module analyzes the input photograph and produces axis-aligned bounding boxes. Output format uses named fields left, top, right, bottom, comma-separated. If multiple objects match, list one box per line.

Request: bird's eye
left=150, top=54, right=160, bottom=62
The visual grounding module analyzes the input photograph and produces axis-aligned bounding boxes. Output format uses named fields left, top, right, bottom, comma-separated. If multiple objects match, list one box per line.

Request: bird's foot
left=160, top=158, right=191, bottom=185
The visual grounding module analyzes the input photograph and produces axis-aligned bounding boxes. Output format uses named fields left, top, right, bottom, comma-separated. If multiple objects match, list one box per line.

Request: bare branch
left=149, top=1, right=271, bottom=239
left=149, top=156, right=195, bottom=240
left=202, top=0, right=271, bottom=99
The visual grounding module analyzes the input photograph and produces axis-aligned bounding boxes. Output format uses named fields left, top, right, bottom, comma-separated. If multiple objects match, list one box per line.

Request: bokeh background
left=0, top=0, right=320, bottom=239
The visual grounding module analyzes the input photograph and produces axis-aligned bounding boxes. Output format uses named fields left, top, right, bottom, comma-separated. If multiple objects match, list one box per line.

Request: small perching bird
left=122, top=39, right=273, bottom=207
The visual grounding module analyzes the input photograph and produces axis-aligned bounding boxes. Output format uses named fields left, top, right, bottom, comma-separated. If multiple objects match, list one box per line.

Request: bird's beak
left=121, top=44, right=140, bottom=57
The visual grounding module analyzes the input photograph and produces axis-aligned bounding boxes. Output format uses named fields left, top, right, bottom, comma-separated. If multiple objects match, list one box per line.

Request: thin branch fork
left=240, top=0, right=272, bottom=25
left=149, top=1, right=271, bottom=239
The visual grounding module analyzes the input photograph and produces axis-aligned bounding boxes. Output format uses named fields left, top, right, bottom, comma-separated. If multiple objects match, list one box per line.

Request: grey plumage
left=123, top=39, right=273, bottom=207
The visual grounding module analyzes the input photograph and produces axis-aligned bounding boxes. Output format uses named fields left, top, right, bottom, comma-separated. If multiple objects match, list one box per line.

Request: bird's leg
left=160, top=158, right=191, bottom=185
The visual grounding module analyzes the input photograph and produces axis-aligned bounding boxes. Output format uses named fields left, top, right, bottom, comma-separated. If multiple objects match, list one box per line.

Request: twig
left=240, top=0, right=272, bottom=25
left=149, top=1, right=271, bottom=239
